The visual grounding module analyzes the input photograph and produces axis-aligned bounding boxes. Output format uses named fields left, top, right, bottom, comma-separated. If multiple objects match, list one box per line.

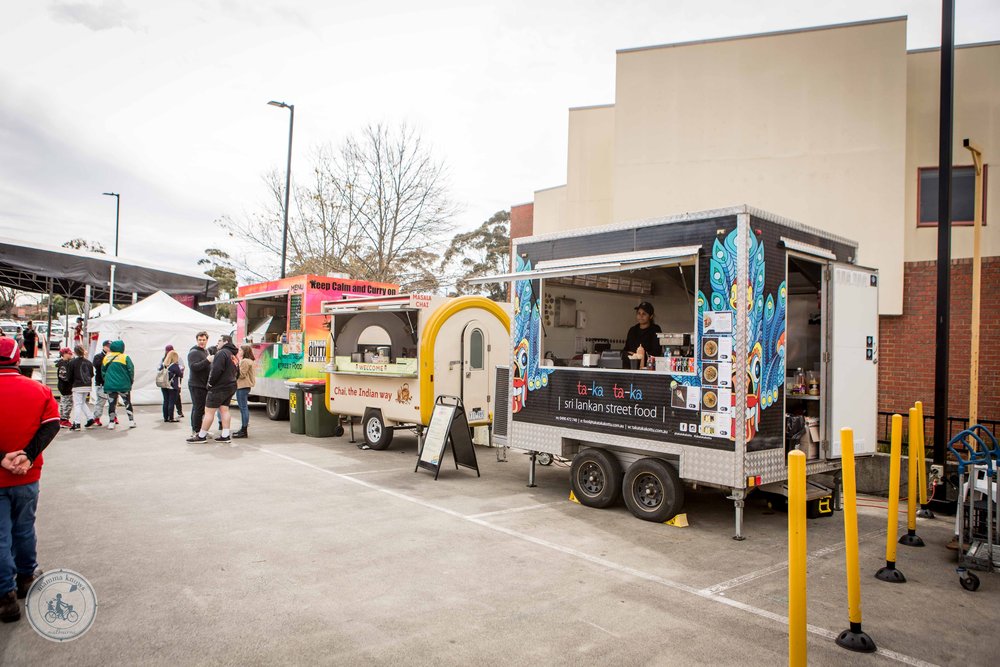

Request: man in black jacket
left=187, top=335, right=238, bottom=444
left=186, top=331, right=212, bottom=437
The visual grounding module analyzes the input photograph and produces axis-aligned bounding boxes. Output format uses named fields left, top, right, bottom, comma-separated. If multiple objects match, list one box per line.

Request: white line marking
left=249, top=445, right=936, bottom=667
left=340, top=467, right=414, bottom=477
left=467, top=502, right=562, bottom=519
left=701, top=528, right=888, bottom=595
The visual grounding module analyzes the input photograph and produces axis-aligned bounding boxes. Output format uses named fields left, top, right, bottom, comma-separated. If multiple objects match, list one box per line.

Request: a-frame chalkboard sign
left=415, top=395, right=480, bottom=480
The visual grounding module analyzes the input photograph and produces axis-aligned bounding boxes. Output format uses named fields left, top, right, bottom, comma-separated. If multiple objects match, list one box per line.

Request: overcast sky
left=1, top=0, right=997, bottom=280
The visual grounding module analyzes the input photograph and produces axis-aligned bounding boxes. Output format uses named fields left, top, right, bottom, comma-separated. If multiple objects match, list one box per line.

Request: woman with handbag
left=158, top=350, right=184, bottom=422
left=233, top=344, right=256, bottom=439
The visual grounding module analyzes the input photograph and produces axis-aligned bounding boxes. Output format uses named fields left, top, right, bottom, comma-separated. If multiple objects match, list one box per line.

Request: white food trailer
left=473, top=206, right=879, bottom=538
left=321, top=294, right=511, bottom=450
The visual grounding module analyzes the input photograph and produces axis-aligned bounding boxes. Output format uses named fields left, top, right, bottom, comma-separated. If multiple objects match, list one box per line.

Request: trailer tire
left=266, top=397, right=289, bottom=421
left=570, top=448, right=622, bottom=509
left=363, top=409, right=393, bottom=450
left=623, top=458, right=684, bottom=523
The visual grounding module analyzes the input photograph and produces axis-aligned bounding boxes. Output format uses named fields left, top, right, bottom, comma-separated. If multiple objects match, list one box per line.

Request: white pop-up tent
left=91, top=291, right=232, bottom=405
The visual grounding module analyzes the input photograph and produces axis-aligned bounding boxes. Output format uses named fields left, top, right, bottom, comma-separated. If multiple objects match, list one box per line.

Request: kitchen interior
left=538, top=262, right=697, bottom=370
left=785, top=255, right=825, bottom=459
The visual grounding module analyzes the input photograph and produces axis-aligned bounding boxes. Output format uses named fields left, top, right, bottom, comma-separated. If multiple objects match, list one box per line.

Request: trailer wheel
left=363, top=409, right=393, bottom=450
left=266, top=397, right=289, bottom=421
left=623, top=458, right=684, bottom=523
left=570, top=449, right=622, bottom=509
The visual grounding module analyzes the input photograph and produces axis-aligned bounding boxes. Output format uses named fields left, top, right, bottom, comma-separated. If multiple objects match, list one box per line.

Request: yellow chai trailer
left=321, top=294, right=511, bottom=450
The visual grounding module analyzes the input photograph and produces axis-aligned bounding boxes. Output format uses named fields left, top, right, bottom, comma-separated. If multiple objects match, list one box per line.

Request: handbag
left=155, top=364, right=172, bottom=389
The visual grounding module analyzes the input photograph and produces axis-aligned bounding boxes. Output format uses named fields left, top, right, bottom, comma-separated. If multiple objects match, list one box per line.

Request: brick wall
left=879, top=257, right=1000, bottom=421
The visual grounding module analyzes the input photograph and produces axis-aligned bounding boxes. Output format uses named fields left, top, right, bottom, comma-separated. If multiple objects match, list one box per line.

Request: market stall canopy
left=90, top=291, right=232, bottom=405
left=0, top=239, right=217, bottom=302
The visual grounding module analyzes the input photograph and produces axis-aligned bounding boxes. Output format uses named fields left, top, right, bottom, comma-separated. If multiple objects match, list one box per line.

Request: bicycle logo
left=25, top=569, right=98, bottom=642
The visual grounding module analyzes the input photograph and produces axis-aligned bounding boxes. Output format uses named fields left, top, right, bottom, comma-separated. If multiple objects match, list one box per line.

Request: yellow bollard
left=836, top=427, right=877, bottom=653
left=899, top=408, right=926, bottom=547
left=914, top=401, right=935, bottom=518
left=788, top=450, right=807, bottom=667
left=876, top=415, right=907, bottom=583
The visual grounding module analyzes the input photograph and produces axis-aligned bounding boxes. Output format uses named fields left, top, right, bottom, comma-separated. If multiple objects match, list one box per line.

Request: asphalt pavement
left=1, top=405, right=997, bottom=666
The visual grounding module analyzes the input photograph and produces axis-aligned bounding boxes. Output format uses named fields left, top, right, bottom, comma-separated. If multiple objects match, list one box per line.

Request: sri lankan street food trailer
left=472, top=205, right=879, bottom=538
left=321, top=294, right=510, bottom=450
left=228, top=274, right=398, bottom=419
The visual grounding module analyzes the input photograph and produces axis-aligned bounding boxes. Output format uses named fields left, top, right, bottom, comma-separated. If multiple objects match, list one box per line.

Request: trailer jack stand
left=527, top=452, right=537, bottom=488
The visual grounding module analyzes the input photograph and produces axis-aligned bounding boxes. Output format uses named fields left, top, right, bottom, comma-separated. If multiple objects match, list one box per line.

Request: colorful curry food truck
left=474, top=206, right=879, bottom=538
left=320, top=294, right=510, bottom=450
left=232, top=274, right=398, bottom=419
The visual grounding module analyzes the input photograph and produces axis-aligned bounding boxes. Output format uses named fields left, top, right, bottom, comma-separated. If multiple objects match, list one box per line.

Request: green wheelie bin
left=302, top=381, right=343, bottom=438
left=287, top=382, right=306, bottom=435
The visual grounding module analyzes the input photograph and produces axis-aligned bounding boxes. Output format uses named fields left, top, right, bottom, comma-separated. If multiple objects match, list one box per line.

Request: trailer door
left=827, top=264, right=879, bottom=457
left=461, top=321, right=490, bottom=423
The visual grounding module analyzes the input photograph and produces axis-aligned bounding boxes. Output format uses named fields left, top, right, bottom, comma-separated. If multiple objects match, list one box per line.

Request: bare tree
left=219, top=123, right=457, bottom=290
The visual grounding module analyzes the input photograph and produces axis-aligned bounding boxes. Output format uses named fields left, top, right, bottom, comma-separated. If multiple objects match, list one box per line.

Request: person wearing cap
left=624, top=301, right=663, bottom=366
left=0, top=336, right=61, bottom=623
left=55, top=347, right=74, bottom=427
left=91, top=340, right=112, bottom=427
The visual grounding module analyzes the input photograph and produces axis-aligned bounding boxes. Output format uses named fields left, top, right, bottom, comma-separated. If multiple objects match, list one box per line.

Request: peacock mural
left=511, top=256, right=554, bottom=413
left=672, top=228, right=786, bottom=440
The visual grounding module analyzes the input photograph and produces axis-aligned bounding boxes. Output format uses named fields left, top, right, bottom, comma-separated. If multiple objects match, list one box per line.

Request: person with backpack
left=233, top=345, right=256, bottom=439
left=67, top=345, right=96, bottom=431
left=91, top=340, right=111, bottom=427
left=102, top=340, right=135, bottom=430
left=54, top=348, right=74, bottom=428
left=157, top=350, right=184, bottom=423
left=187, top=335, right=238, bottom=444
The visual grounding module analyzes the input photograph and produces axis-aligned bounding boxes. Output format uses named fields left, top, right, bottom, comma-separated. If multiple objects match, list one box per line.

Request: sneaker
left=215, top=434, right=231, bottom=443
left=186, top=434, right=207, bottom=443
left=107, top=421, right=116, bottom=430
left=84, top=419, right=96, bottom=429
left=128, top=420, right=137, bottom=429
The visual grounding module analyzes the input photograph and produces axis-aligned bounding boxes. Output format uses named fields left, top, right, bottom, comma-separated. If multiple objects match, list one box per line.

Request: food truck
left=472, top=206, right=879, bottom=538
left=231, top=274, right=398, bottom=419
left=321, top=294, right=510, bottom=450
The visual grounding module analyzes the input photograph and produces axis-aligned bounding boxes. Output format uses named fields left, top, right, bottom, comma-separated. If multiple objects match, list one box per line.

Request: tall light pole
left=102, top=192, right=120, bottom=256
left=268, top=100, right=294, bottom=279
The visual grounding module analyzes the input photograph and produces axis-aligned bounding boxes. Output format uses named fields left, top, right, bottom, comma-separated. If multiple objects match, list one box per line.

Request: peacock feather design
left=510, top=256, right=553, bottom=413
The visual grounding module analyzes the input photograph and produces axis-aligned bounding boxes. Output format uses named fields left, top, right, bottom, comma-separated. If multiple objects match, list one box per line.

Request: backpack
left=155, top=364, right=172, bottom=389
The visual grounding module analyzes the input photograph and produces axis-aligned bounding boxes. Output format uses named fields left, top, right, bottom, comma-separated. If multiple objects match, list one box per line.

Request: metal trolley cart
left=948, top=425, right=999, bottom=591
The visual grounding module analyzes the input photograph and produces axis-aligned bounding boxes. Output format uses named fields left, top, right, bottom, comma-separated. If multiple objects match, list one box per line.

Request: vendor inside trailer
left=536, top=259, right=697, bottom=373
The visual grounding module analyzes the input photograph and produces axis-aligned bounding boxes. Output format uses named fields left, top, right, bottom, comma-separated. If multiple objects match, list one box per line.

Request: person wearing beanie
left=0, top=336, right=61, bottom=623
left=91, top=340, right=112, bottom=427
left=55, top=348, right=74, bottom=428
left=102, top=340, right=136, bottom=430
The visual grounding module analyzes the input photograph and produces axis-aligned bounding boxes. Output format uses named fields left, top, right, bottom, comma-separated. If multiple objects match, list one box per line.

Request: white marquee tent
left=91, top=291, right=232, bottom=405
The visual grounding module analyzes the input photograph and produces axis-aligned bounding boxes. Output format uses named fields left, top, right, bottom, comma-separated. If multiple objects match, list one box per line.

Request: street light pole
left=102, top=192, right=120, bottom=256
left=268, top=100, right=295, bottom=279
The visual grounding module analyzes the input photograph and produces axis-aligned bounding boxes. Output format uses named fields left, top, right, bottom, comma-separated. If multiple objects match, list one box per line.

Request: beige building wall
left=611, top=18, right=908, bottom=314
left=905, top=42, right=999, bottom=262
left=565, top=105, right=616, bottom=232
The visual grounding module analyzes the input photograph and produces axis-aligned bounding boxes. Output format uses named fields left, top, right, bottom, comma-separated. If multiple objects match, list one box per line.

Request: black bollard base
left=875, top=561, right=907, bottom=583
left=899, top=530, right=925, bottom=547
left=836, top=623, right=877, bottom=653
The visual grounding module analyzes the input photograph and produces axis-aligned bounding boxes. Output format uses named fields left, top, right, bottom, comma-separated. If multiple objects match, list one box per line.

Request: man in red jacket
left=0, top=337, right=60, bottom=623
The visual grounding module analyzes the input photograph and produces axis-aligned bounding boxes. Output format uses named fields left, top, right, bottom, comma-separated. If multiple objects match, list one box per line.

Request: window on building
left=917, top=165, right=988, bottom=226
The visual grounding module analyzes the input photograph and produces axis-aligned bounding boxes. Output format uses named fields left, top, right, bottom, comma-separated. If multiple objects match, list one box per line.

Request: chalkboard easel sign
left=415, top=396, right=480, bottom=480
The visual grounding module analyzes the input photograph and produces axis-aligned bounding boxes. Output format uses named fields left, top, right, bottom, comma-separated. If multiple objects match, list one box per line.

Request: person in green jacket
left=102, top=340, right=136, bottom=430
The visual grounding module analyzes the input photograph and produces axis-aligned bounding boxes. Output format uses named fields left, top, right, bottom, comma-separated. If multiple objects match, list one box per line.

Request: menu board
left=288, top=293, right=303, bottom=331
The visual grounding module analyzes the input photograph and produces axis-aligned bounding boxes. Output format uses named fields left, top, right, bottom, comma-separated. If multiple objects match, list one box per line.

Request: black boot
left=0, top=590, right=20, bottom=623
left=233, top=427, right=248, bottom=439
